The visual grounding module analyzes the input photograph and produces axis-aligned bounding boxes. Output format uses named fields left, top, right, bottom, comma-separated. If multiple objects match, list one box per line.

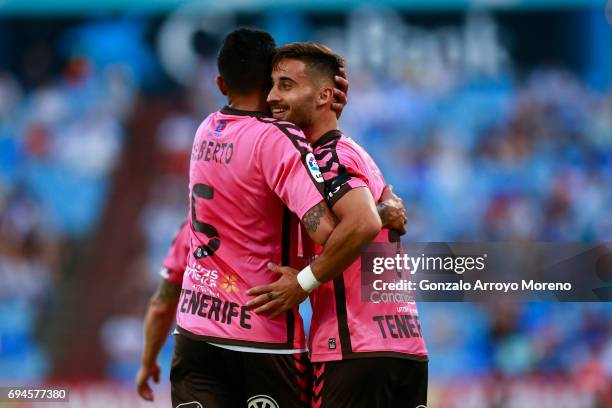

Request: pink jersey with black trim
left=160, top=221, right=190, bottom=286
left=176, top=106, right=325, bottom=350
left=307, top=129, right=428, bottom=362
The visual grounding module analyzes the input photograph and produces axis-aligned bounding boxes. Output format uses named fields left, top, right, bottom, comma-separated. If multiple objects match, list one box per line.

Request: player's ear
left=216, top=76, right=228, bottom=96
left=316, top=87, right=333, bottom=108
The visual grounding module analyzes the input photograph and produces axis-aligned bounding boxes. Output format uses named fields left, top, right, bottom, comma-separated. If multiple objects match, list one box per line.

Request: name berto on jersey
left=192, top=138, right=234, bottom=164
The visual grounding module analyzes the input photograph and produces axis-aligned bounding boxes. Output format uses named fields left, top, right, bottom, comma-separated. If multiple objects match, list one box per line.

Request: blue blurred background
left=0, top=1, right=611, bottom=407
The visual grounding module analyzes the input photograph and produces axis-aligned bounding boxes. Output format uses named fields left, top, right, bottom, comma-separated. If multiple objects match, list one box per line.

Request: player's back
left=177, top=106, right=325, bottom=350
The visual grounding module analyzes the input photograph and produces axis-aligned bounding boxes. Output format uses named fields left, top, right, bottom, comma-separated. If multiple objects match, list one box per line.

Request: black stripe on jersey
left=313, top=150, right=332, bottom=162
left=256, top=118, right=325, bottom=196
left=256, top=118, right=308, bottom=142
left=326, top=177, right=353, bottom=208
left=311, top=131, right=359, bottom=207
left=286, top=310, right=296, bottom=349
left=281, top=206, right=296, bottom=348
left=312, top=129, right=342, bottom=149
left=328, top=284, right=431, bottom=362
left=311, top=132, right=346, bottom=175
left=281, top=206, right=291, bottom=265
left=333, top=275, right=353, bottom=357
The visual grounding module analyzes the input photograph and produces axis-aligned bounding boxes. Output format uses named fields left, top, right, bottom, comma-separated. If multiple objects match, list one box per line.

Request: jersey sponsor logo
left=328, top=338, right=336, bottom=350
left=219, top=273, right=239, bottom=294
left=185, top=264, right=219, bottom=297
left=247, top=395, right=279, bottom=408
left=175, top=402, right=203, bottom=408
left=305, top=153, right=324, bottom=183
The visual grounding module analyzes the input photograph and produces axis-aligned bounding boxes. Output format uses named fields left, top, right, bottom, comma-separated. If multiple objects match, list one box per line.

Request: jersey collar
left=220, top=106, right=267, bottom=118
left=312, top=129, right=343, bottom=149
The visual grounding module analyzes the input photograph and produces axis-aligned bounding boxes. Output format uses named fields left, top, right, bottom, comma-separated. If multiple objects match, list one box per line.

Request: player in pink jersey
left=138, top=203, right=405, bottom=403
left=135, top=31, right=405, bottom=406
left=170, top=29, right=323, bottom=408
left=168, top=29, right=407, bottom=408
left=250, top=42, right=428, bottom=407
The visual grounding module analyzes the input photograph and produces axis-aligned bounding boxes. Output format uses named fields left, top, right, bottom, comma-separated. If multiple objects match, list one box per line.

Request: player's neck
left=304, top=113, right=338, bottom=145
left=227, top=92, right=268, bottom=114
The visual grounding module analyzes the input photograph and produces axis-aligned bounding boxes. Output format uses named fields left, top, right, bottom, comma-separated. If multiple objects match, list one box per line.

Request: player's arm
left=300, top=200, right=337, bottom=245
left=308, top=186, right=380, bottom=281
left=247, top=187, right=380, bottom=317
left=136, top=220, right=187, bottom=401
left=136, top=279, right=181, bottom=401
left=305, top=184, right=406, bottom=245
left=302, top=183, right=404, bottom=241
left=377, top=185, right=407, bottom=235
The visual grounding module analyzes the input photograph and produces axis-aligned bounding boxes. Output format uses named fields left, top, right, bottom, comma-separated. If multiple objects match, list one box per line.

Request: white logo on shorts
left=176, top=402, right=203, bottom=408
left=247, top=395, right=280, bottom=408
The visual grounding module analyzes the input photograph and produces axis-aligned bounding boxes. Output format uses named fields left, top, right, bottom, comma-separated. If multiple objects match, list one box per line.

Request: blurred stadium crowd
left=0, top=56, right=134, bottom=377
left=0, top=7, right=611, bottom=406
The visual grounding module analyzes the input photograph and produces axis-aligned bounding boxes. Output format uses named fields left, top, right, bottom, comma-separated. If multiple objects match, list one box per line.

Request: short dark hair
left=272, top=42, right=345, bottom=83
left=217, top=28, right=276, bottom=94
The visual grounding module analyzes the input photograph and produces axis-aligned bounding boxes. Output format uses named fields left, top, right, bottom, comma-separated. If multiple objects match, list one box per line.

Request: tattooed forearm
left=303, top=203, right=325, bottom=234
left=377, top=201, right=391, bottom=225
left=154, top=279, right=181, bottom=302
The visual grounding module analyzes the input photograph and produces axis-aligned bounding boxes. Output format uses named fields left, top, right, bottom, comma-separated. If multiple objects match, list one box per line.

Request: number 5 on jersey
left=191, top=183, right=220, bottom=258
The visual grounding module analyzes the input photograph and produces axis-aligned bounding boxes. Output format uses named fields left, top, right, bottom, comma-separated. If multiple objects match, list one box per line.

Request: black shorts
left=311, top=357, right=428, bottom=408
left=170, top=333, right=311, bottom=408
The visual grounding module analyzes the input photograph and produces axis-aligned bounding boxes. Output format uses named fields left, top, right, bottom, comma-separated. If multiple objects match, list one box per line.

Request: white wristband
left=296, top=265, right=321, bottom=293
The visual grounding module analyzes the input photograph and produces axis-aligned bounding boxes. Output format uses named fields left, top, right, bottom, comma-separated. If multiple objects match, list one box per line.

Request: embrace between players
left=136, top=29, right=428, bottom=408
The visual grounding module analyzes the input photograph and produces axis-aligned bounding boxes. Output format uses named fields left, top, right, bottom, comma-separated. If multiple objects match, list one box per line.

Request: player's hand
left=246, top=263, right=309, bottom=319
left=332, top=67, right=349, bottom=119
left=136, top=362, right=160, bottom=401
left=378, top=186, right=407, bottom=235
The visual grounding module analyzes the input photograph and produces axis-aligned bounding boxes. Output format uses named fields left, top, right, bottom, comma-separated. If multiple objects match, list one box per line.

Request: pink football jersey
left=307, top=130, right=428, bottom=362
left=176, top=106, right=325, bottom=350
left=160, top=221, right=190, bottom=286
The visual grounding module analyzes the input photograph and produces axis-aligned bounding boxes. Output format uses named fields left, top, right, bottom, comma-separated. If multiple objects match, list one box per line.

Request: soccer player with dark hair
left=249, top=42, right=428, bottom=408
left=140, top=29, right=406, bottom=408
left=173, top=28, right=322, bottom=408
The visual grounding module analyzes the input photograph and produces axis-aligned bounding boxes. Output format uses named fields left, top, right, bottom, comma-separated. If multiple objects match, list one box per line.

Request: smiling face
left=267, top=58, right=318, bottom=129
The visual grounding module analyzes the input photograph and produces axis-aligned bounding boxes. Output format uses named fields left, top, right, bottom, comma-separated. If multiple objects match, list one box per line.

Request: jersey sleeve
left=258, top=123, right=325, bottom=220
left=160, top=221, right=190, bottom=285
left=322, top=143, right=370, bottom=207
